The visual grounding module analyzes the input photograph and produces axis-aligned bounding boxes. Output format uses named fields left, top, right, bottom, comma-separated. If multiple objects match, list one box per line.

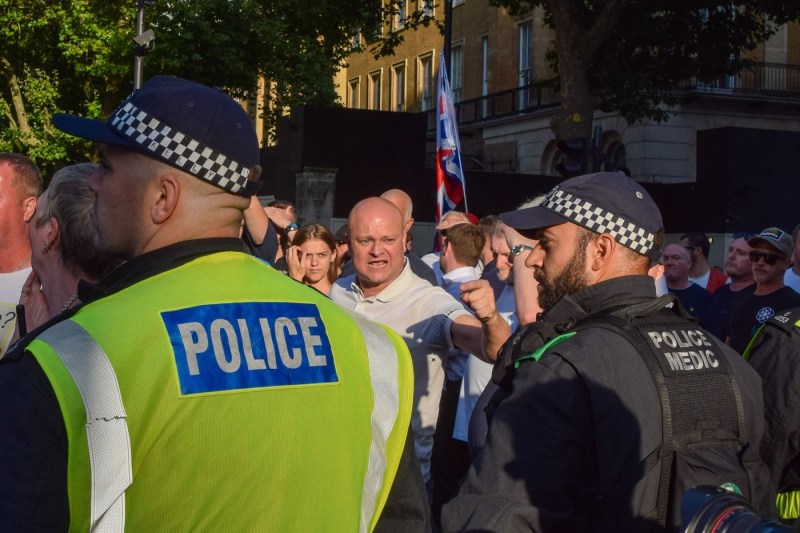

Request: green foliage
left=0, top=0, right=135, bottom=178
left=0, top=0, right=420, bottom=176
left=489, top=0, right=800, bottom=133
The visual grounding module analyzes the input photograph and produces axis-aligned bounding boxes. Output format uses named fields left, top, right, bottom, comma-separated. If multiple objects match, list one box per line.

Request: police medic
left=442, top=171, right=773, bottom=531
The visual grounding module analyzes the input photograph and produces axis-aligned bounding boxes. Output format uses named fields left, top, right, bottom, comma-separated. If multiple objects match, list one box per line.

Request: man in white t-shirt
left=0, top=154, right=42, bottom=355
left=784, top=223, right=800, bottom=294
left=330, top=198, right=510, bottom=486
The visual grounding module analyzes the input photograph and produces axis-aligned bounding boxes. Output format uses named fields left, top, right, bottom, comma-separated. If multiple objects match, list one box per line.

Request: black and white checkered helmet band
left=543, top=187, right=655, bottom=256
left=109, top=102, right=252, bottom=195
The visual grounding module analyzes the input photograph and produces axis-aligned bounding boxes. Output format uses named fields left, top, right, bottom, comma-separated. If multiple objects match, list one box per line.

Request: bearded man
left=442, top=172, right=772, bottom=531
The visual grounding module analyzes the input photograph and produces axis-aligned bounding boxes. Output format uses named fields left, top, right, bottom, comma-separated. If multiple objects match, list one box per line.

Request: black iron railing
left=682, top=61, right=800, bottom=98
left=426, top=82, right=560, bottom=131
left=426, top=61, right=800, bottom=132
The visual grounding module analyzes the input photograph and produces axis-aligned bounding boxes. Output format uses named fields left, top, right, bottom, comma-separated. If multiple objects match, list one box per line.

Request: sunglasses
left=733, top=232, right=754, bottom=240
left=749, top=251, right=784, bottom=265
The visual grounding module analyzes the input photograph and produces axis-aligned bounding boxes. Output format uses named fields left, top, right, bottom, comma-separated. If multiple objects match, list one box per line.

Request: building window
left=392, top=63, right=406, bottom=112
left=349, top=78, right=360, bottom=109
left=421, top=0, right=433, bottom=17
left=451, top=45, right=463, bottom=103
left=393, top=0, right=407, bottom=30
left=453, top=0, right=465, bottom=5
left=419, top=54, right=434, bottom=111
left=351, top=32, right=361, bottom=49
left=369, top=70, right=382, bottom=110
left=518, top=21, right=533, bottom=108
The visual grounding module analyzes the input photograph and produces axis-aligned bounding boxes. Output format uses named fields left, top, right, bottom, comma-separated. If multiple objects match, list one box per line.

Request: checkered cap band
left=543, top=186, right=655, bottom=256
left=109, top=102, right=251, bottom=194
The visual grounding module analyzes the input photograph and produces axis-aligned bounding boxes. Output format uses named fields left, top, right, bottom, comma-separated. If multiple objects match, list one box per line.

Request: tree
left=0, top=0, right=429, bottom=176
left=0, top=0, right=134, bottom=175
left=146, top=0, right=436, bottom=137
left=489, top=0, right=800, bottom=141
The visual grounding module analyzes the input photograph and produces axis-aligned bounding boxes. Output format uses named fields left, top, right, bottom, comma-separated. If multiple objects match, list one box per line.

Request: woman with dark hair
left=16, top=163, right=120, bottom=335
left=286, top=223, right=338, bottom=295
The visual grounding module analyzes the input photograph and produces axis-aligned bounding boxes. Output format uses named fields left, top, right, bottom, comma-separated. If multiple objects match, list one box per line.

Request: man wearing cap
left=442, top=172, right=770, bottom=531
left=727, top=227, right=800, bottom=354
left=0, top=76, right=428, bottom=530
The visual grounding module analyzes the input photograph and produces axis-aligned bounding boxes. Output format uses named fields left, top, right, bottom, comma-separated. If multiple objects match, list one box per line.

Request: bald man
left=380, top=188, right=438, bottom=285
left=330, top=197, right=510, bottom=485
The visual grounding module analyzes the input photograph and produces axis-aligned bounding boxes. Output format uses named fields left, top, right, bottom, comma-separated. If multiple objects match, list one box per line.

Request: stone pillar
left=294, top=167, right=337, bottom=229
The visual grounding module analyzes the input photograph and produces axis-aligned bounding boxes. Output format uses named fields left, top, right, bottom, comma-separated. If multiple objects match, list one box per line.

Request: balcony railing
left=426, top=82, right=560, bottom=131
left=681, top=61, right=800, bottom=98
left=426, top=61, right=800, bottom=131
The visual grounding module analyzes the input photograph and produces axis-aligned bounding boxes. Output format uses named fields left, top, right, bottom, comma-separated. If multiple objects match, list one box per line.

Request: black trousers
left=430, top=377, right=472, bottom=528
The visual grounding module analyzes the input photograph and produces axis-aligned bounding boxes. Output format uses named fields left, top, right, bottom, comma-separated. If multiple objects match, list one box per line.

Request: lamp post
left=133, top=0, right=157, bottom=90
left=443, top=0, right=452, bottom=78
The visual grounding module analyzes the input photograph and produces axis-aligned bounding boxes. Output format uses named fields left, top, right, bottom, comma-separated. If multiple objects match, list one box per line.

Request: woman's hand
left=14, top=270, right=50, bottom=339
left=286, top=245, right=306, bottom=282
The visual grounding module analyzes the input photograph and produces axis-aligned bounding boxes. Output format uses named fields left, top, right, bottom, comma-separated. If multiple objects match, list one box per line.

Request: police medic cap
left=500, top=171, right=663, bottom=261
left=52, top=75, right=262, bottom=197
left=748, top=227, right=793, bottom=257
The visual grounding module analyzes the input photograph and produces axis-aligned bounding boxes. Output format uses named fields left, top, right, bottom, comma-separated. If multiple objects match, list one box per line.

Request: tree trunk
left=545, top=0, right=629, bottom=141
left=0, top=56, right=39, bottom=146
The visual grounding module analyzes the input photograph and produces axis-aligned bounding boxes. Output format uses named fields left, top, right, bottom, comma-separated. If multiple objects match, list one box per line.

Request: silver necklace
left=61, top=293, right=78, bottom=313
left=12, top=254, right=31, bottom=272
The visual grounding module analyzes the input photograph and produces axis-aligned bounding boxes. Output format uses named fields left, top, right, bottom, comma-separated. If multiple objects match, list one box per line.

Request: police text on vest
left=646, top=329, right=720, bottom=371
left=162, top=302, right=339, bottom=394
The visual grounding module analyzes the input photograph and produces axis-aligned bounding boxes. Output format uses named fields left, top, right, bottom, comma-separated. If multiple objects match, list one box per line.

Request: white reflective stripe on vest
left=39, top=320, right=132, bottom=533
left=346, top=312, right=402, bottom=533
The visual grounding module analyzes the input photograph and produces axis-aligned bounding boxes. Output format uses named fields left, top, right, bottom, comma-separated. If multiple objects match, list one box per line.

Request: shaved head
left=348, top=197, right=407, bottom=297
left=380, top=189, right=413, bottom=227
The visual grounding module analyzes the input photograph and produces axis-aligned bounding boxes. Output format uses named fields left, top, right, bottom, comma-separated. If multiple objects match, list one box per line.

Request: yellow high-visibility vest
left=28, top=251, right=413, bottom=532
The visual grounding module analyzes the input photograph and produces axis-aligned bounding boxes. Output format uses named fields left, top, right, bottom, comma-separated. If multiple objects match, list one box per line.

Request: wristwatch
left=509, top=243, right=534, bottom=259
left=284, top=223, right=298, bottom=233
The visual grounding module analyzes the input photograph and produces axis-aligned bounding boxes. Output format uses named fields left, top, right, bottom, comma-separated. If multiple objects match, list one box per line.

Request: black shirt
left=705, top=283, right=756, bottom=342
left=728, top=286, right=800, bottom=353
left=668, top=282, right=712, bottom=325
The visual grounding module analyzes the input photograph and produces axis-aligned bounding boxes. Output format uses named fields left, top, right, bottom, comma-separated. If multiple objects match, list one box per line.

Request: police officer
left=746, top=306, right=800, bottom=521
left=442, top=172, right=771, bottom=531
left=0, top=76, right=428, bottom=530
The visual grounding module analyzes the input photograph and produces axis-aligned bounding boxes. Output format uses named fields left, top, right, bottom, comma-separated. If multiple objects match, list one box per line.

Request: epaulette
left=765, top=307, right=800, bottom=335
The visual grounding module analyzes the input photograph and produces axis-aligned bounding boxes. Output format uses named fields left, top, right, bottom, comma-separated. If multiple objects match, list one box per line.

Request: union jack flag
left=436, top=51, right=467, bottom=223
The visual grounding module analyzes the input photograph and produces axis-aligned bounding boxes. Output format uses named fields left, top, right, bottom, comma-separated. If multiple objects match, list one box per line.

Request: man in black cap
left=0, top=76, right=428, bottom=530
left=442, top=172, right=771, bottom=531
left=727, top=227, right=800, bottom=354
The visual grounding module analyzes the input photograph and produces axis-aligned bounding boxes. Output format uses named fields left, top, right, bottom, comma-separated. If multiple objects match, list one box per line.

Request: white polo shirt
left=330, top=259, right=471, bottom=481
left=0, top=267, right=30, bottom=357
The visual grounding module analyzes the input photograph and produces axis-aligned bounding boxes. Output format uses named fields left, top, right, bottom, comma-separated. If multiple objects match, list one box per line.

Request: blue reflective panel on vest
left=162, top=302, right=339, bottom=395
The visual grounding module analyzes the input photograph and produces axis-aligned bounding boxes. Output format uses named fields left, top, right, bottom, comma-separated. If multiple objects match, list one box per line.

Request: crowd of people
left=0, top=74, right=798, bottom=531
